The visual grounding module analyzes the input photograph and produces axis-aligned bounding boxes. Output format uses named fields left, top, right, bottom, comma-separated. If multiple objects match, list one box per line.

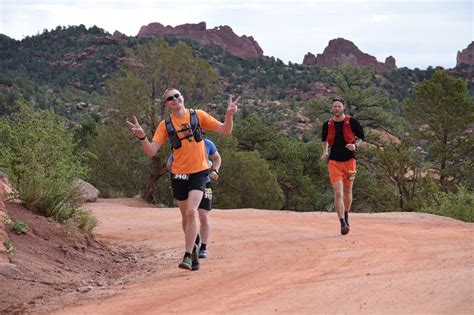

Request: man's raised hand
left=126, top=116, right=146, bottom=139
left=227, top=94, right=240, bottom=115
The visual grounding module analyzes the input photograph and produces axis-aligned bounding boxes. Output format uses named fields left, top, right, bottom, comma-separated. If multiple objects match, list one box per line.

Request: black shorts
left=171, top=169, right=209, bottom=201
left=198, top=181, right=212, bottom=211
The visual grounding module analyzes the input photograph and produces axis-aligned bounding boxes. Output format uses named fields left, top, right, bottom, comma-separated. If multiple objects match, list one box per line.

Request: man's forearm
left=211, top=156, right=221, bottom=171
left=322, top=141, right=328, bottom=155
left=140, top=138, right=161, bottom=158
left=218, top=113, right=234, bottom=135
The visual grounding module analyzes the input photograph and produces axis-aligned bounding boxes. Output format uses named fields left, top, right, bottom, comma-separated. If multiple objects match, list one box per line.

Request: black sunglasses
left=166, top=93, right=181, bottom=102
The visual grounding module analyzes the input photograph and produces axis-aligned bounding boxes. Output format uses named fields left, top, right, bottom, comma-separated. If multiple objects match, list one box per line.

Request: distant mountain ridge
left=138, top=21, right=263, bottom=59
left=2, top=21, right=470, bottom=70
left=0, top=24, right=472, bottom=140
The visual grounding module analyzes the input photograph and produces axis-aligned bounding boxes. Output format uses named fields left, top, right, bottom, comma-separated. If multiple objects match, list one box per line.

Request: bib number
left=204, top=188, right=212, bottom=200
left=172, top=173, right=190, bottom=181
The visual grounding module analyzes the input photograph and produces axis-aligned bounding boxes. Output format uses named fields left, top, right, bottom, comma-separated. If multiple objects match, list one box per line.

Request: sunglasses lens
left=166, top=93, right=180, bottom=102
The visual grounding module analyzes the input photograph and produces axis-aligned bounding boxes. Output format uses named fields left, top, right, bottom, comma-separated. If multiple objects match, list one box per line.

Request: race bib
left=204, top=188, right=212, bottom=200
left=172, top=173, right=190, bottom=181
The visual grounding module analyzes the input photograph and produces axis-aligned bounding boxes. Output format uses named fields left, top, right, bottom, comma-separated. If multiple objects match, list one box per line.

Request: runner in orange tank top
left=127, top=88, right=239, bottom=271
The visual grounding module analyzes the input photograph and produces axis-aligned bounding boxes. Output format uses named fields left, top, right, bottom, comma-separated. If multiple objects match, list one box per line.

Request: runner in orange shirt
left=127, top=88, right=239, bottom=271
left=321, top=97, right=364, bottom=235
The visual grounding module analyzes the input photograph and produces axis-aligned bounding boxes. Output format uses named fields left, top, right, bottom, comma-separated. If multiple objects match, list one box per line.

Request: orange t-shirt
left=152, top=109, right=221, bottom=174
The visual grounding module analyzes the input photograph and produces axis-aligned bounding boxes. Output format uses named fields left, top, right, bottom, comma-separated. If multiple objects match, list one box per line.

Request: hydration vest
left=327, top=115, right=356, bottom=147
left=165, top=108, right=203, bottom=149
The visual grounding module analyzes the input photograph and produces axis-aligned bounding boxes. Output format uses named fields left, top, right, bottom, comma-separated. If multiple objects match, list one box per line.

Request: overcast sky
left=1, top=0, right=472, bottom=69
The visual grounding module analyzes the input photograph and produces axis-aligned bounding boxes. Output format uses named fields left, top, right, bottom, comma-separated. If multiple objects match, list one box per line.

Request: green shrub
left=213, top=149, right=284, bottom=209
left=3, top=240, right=14, bottom=254
left=4, top=217, right=29, bottom=234
left=75, top=209, right=98, bottom=233
left=0, top=101, right=96, bottom=231
left=421, top=186, right=474, bottom=222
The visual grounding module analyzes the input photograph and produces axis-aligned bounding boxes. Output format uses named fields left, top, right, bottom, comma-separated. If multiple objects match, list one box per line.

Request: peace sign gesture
left=227, top=94, right=240, bottom=115
left=126, top=116, right=146, bottom=139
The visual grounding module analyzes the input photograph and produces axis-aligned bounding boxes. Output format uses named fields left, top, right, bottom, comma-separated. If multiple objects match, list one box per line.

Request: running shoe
left=179, top=256, right=192, bottom=270
left=199, top=248, right=207, bottom=258
left=341, top=225, right=350, bottom=235
left=191, top=244, right=200, bottom=271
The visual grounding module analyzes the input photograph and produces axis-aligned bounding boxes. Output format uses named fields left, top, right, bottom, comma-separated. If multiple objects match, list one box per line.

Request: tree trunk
left=143, top=156, right=167, bottom=203
left=440, top=133, right=449, bottom=192
left=396, top=181, right=404, bottom=210
left=283, top=190, right=290, bottom=211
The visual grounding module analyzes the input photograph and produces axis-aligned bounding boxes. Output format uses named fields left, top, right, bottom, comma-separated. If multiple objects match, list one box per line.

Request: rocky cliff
left=303, top=38, right=397, bottom=71
left=456, top=41, right=474, bottom=66
left=137, top=22, right=263, bottom=59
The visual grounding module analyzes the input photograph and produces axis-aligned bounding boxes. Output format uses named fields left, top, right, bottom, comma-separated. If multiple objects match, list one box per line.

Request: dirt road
left=54, top=198, right=473, bottom=314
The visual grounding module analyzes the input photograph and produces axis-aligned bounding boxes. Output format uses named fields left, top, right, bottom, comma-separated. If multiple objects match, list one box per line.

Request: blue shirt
left=204, top=138, right=217, bottom=158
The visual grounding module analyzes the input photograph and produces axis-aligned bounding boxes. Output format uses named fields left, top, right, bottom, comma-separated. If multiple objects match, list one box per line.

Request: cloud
left=15, top=4, right=70, bottom=12
left=212, top=3, right=265, bottom=10
left=369, top=15, right=393, bottom=23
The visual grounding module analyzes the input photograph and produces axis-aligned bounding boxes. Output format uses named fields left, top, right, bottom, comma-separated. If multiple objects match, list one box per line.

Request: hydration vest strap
left=189, top=109, right=202, bottom=142
left=327, top=115, right=354, bottom=147
left=165, top=115, right=182, bottom=149
left=165, top=108, right=202, bottom=150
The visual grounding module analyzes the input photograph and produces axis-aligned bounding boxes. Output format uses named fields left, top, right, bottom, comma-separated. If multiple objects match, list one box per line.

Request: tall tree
left=317, top=65, right=400, bottom=134
left=405, top=69, right=474, bottom=192
left=363, top=139, right=439, bottom=210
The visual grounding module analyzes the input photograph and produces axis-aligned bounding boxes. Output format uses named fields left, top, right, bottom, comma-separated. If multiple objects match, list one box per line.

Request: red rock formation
left=300, top=82, right=337, bottom=100
left=95, top=36, right=116, bottom=45
left=456, top=41, right=474, bottom=66
left=384, top=56, right=396, bottom=69
left=366, top=128, right=401, bottom=145
left=296, top=115, right=311, bottom=124
left=303, top=38, right=397, bottom=71
left=302, top=52, right=317, bottom=65
left=113, top=30, right=127, bottom=40
left=137, top=22, right=263, bottom=59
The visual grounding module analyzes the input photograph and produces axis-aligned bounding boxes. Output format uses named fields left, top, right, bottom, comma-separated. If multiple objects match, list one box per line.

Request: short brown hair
left=332, top=97, right=345, bottom=105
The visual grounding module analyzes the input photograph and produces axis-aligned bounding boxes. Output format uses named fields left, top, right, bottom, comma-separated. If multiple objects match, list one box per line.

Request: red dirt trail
left=53, top=198, right=473, bottom=314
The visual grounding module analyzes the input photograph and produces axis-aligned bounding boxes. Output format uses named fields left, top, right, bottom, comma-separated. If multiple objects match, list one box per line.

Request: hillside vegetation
left=0, top=25, right=472, bottom=222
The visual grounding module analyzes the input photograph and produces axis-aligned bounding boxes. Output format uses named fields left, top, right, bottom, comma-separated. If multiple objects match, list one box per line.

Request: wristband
left=138, top=135, right=147, bottom=141
left=212, top=169, right=219, bottom=175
